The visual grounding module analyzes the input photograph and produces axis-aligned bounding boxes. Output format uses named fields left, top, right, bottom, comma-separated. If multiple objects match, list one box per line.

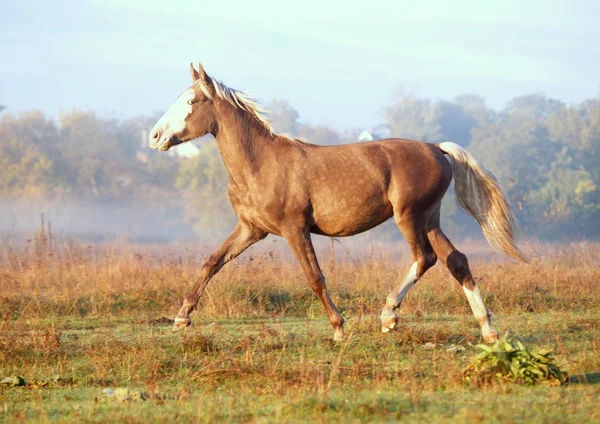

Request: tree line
left=1, top=91, right=599, bottom=240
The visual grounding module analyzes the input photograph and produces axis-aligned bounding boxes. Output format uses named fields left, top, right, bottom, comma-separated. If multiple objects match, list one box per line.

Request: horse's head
left=149, top=63, right=217, bottom=151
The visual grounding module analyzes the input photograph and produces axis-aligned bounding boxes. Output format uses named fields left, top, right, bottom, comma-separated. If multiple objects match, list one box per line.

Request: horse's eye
left=187, top=99, right=194, bottom=105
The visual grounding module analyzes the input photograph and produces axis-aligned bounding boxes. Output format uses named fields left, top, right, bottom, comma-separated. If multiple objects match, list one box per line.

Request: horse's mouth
left=152, top=136, right=183, bottom=151
left=156, top=140, right=171, bottom=151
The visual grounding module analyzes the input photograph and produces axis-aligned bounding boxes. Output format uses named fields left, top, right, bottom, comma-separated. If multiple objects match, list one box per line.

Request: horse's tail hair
left=437, top=141, right=528, bottom=262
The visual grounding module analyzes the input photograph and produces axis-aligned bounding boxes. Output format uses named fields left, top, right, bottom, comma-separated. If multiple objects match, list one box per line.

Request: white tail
left=438, top=142, right=528, bottom=262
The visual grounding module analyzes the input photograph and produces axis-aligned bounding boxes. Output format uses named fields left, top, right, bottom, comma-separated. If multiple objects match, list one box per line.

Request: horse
left=149, top=63, right=527, bottom=342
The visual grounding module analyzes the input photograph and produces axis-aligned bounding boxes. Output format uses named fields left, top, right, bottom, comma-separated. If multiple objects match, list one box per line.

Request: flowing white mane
left=198, top=78, right=275, bottom=134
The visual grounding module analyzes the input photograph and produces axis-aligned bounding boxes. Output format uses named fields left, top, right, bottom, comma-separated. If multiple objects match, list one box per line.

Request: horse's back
left=301, top=139, right=452, bottom=236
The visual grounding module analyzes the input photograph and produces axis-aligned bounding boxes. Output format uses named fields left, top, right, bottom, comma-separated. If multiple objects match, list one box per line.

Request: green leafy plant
left=463, top=336, right=568, bottom=386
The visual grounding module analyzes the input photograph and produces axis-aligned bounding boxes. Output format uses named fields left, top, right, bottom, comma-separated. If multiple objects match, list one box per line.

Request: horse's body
left=228, top=138, right=448, bottom=238
left=150, top=63, right=527, bottom=342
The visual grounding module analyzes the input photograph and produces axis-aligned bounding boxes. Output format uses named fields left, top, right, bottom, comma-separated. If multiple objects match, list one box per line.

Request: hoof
left=381, top=318, right=397, bottom=333
left=333, top=328, right=345, bottom=342
left=381, top=310, right=398, bottom=333
left=483, top=329, right=499, bottom=343
left=172, top=317, right=191, bottom=332
left=381, top=322, right=396, bottom=333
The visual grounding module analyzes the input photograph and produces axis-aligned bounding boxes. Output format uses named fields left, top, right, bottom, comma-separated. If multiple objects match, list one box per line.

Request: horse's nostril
left=151, top=131, right=159, bottom=140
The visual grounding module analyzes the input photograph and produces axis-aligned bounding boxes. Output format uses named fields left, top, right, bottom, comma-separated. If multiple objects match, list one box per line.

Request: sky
left=1, top=0, right=599, bottom=130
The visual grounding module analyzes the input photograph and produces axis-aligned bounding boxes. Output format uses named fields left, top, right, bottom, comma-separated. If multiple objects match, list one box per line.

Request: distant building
left=168, top=142, right=201, bottom=158
left=358, top=130, right=381, bottom=142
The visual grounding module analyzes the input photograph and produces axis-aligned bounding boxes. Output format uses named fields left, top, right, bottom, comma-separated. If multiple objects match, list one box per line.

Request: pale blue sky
left=1, top=0, right=598, bottom=129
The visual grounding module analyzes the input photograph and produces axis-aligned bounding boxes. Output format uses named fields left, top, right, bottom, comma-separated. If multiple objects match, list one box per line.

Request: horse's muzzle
left=149, top=133, right=182, bottom=151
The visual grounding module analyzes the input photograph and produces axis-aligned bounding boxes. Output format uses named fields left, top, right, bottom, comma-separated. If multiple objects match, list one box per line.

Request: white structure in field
left=169, top=142, right=201, bottom=158
left=358, top=130, right=382, bottom=142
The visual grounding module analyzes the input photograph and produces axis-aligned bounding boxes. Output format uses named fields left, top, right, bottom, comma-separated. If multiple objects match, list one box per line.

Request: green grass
left=2, top=310, right=600, bottom=423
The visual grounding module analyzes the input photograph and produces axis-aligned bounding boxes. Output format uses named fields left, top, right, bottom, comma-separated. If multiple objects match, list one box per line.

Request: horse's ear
left=198, top=63, right=211, bottom=85
left=190, top=63, right=200, bottom=82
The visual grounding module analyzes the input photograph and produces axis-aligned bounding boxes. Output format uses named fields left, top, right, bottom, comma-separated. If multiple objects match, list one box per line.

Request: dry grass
left=1, top=235, right=598, bottom=322
left=1, top=233, right=600, bottom=422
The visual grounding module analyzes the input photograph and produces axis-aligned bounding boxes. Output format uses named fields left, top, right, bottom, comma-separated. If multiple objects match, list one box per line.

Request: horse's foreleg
left=173, top=223, right=266, bottom=331
left=283, top=228, right=345, bottom=341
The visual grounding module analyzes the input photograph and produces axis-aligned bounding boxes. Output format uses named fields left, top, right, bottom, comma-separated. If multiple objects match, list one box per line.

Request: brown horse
left=150, top=63, right=527, bottom=342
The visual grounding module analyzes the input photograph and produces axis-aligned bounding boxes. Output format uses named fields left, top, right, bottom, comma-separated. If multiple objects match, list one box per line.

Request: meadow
left=1, top=231, right=599, bottom=423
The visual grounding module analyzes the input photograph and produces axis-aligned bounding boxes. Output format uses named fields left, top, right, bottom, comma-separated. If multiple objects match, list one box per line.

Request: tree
left=454, top=94, right=492, bottom=127
left=384, top=91, right=442, bottom=141
left=0, top=111, right=59, bottom=197
left=505, top=93, right=563, bottom=120
left=267, top=99, right=300, bottom=135
left=56, top=110, right=145, bottom=200
left=531, top=147, right=598, bottom=235
left=434, top=100, right=477, bottom=146
left=297, top=125, right=340, bottom=146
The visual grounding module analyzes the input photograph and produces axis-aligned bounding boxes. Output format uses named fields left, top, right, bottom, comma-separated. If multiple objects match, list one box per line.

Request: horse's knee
left=204, top=254, right=221, bottom=271
left=309, top=275, right=326, bottom=294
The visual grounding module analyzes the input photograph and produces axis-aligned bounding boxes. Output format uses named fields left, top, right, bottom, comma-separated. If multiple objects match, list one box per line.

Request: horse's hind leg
left=381, top=215, right=437, bottom=333
left=427, top=207, right=498, bottom=342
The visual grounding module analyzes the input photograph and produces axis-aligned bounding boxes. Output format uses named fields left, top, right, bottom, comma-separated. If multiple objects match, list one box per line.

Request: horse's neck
left=214, top=108, right=275, bottom=187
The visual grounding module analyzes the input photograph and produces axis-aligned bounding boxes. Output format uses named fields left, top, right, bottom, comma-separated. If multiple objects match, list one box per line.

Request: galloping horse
left=150, top=63, right=527, bottom=342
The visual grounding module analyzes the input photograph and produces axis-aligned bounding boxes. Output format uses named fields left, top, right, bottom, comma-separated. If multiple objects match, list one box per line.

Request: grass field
left=1, top=235, right=599, bottom=422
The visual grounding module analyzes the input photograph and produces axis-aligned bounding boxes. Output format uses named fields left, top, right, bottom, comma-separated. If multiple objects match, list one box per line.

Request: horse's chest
left=228, top=185, right=284, bottom=234
left=227, top=185, right=254, bottom=213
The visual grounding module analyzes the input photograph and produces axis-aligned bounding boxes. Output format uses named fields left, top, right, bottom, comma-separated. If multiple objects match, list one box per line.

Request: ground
left=1, top=239, right=599, bottom=422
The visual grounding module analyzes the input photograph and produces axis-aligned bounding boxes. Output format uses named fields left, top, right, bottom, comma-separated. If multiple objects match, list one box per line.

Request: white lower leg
left=333, top=326, right=345, bottom=341
left=381, top=262, right=418, bottom=332
left=462, top=285, right=498, bottom=342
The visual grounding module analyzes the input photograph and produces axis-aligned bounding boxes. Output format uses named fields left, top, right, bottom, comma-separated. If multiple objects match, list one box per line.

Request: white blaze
left=150, top=88, right=195, bottom=148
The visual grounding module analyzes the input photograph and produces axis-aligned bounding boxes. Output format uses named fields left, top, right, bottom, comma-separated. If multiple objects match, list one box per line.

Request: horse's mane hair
left=198, top=77, right=276, bottom=135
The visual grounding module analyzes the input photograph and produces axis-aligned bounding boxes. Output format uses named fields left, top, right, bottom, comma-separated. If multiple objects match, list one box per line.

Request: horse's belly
left=311, top=194, right=393, bottom=237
